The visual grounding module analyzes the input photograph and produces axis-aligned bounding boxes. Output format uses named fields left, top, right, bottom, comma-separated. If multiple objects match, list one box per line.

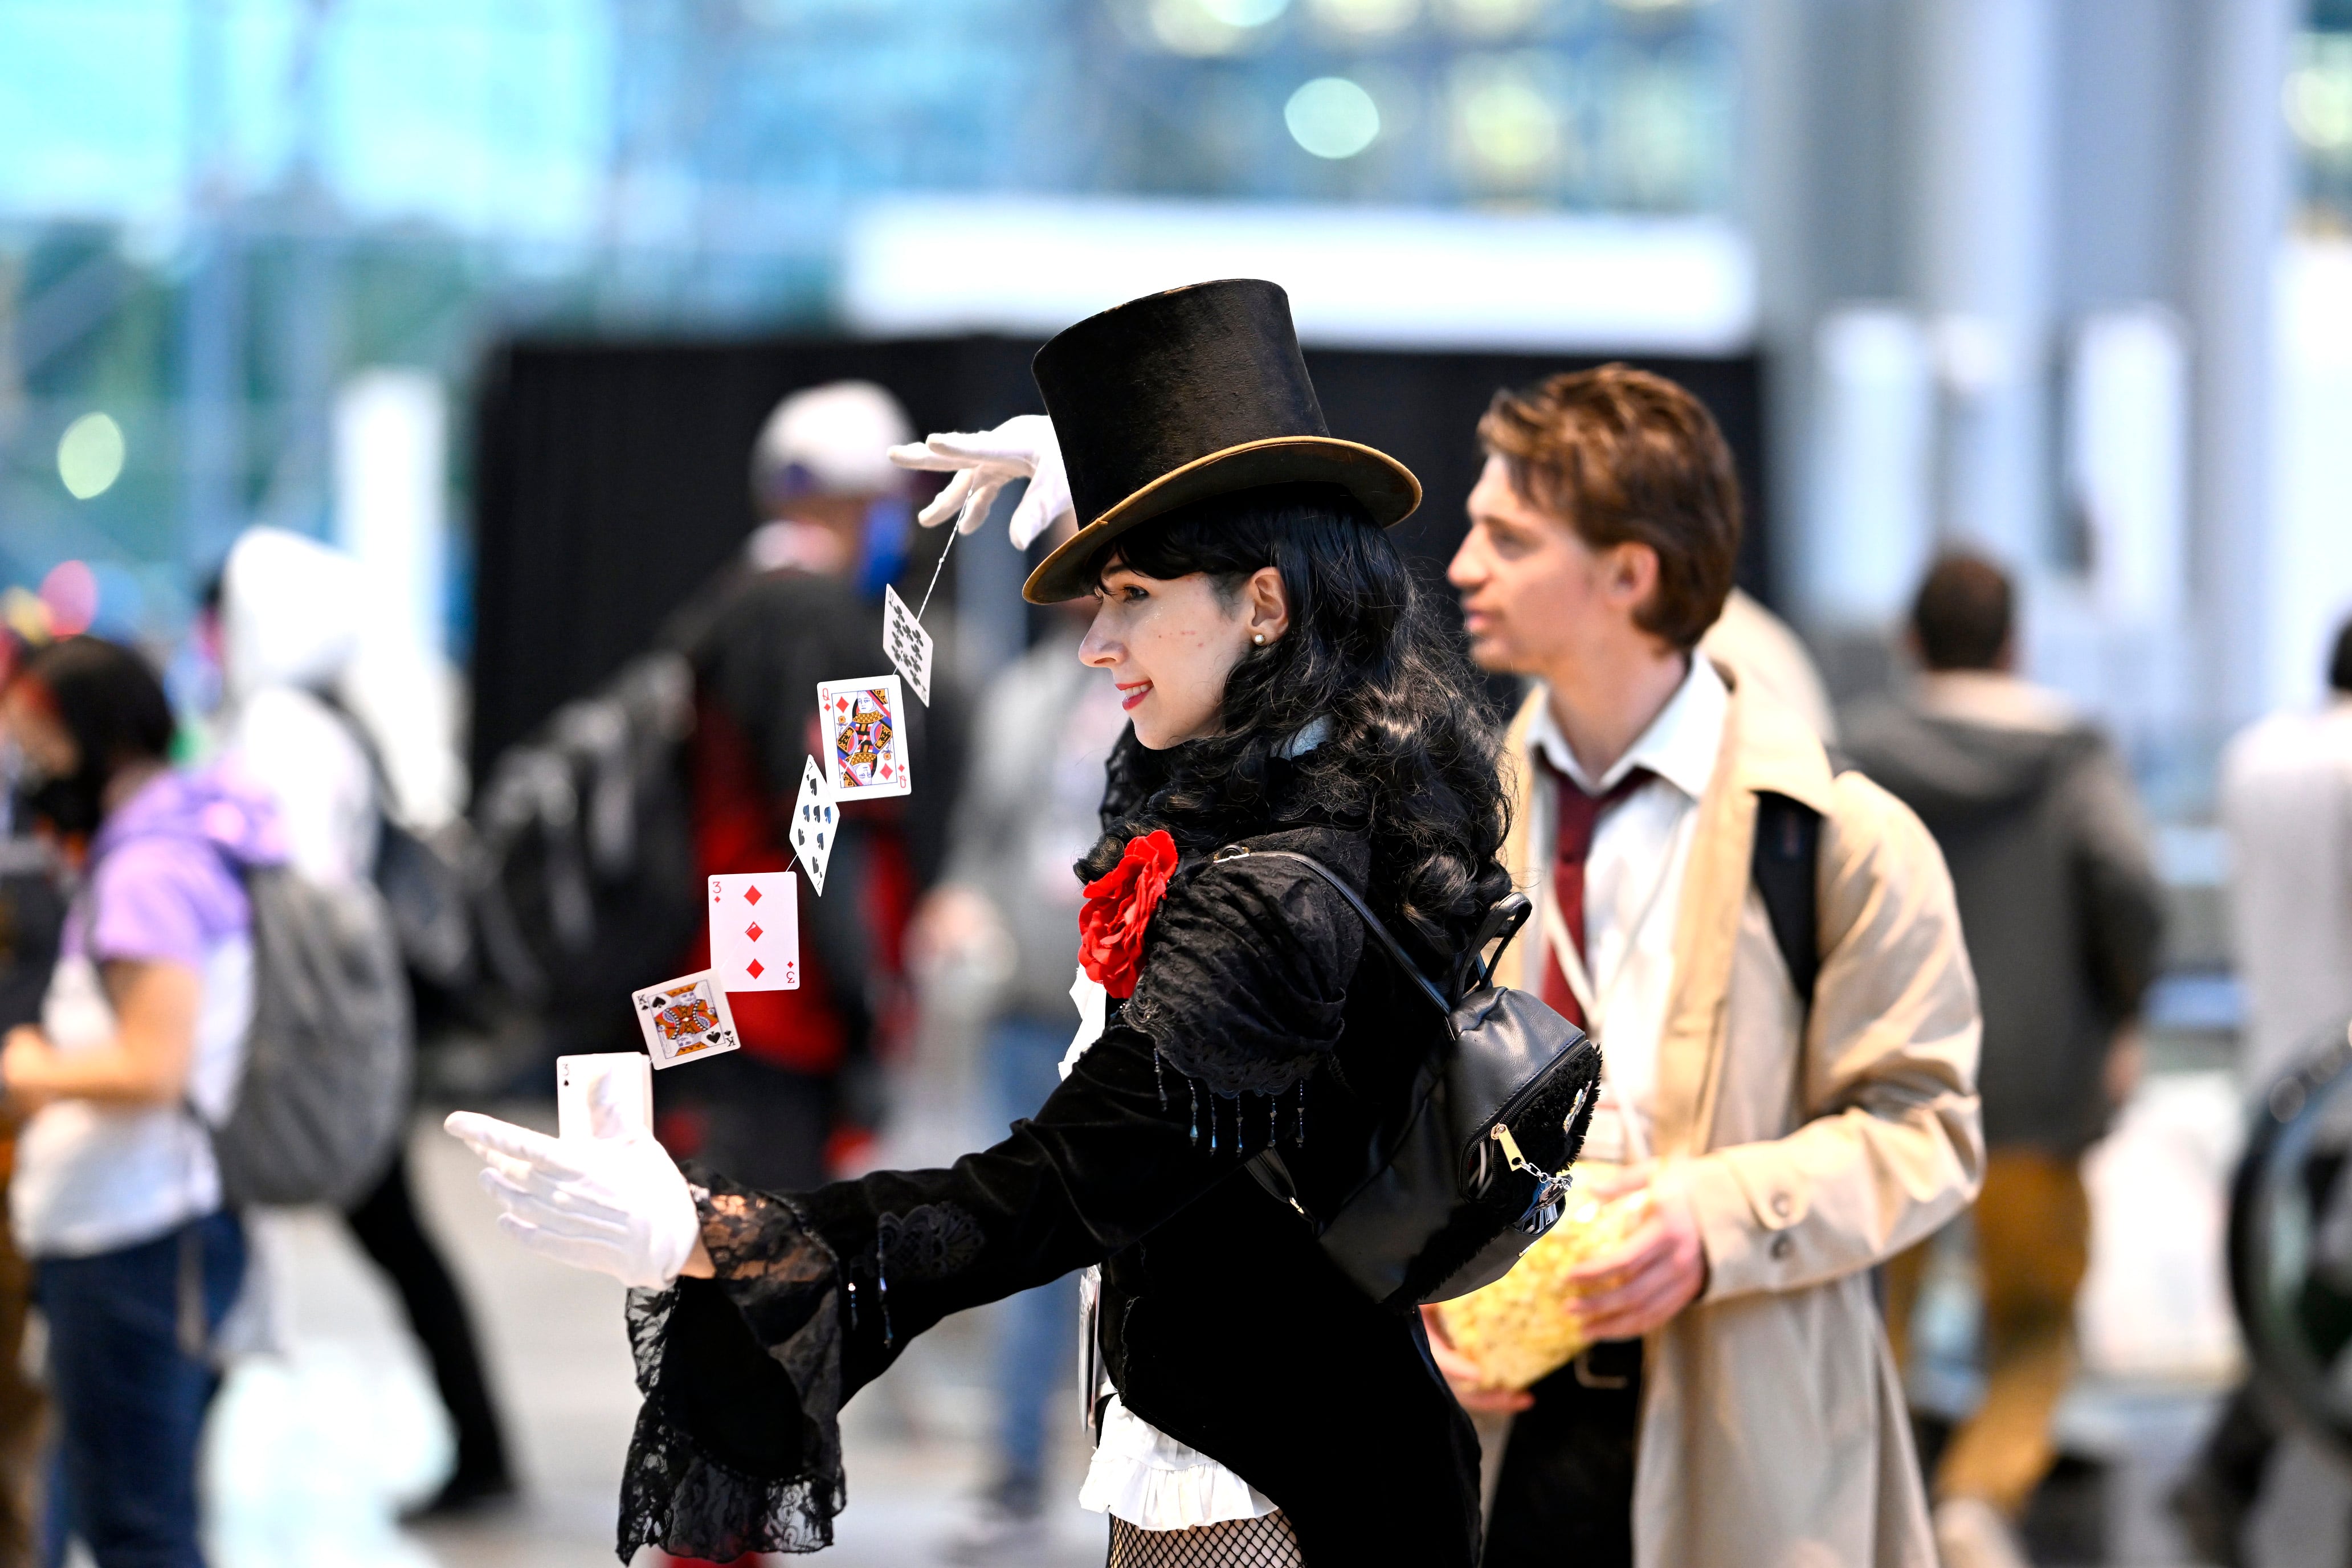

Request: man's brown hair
left=1910, top=553, right=2013, bottom=672
left=1478, top=364, right=1741, bottom=651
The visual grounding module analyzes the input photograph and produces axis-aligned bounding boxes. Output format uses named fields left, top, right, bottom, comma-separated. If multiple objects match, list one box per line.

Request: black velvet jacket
left=616, top=816, right=1483, bottom=1566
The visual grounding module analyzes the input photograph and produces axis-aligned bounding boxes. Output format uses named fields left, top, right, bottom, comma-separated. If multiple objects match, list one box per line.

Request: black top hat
left=1021, top=279, right=1422, bottom=602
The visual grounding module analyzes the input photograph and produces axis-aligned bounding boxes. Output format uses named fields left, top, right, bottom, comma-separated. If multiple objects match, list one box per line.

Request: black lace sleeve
left=1122, top=830, right=1370, bottom=1096
left=617, top=1177, right=848, bottom=1561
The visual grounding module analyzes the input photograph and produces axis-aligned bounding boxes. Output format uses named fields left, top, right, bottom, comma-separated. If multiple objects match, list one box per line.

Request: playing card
left=557, top=1053, right=653, bottom=1141
left=816, top=674, right=912, bottom=801
left=882, top=583, right=934, bottom=706
left=709, top=872, right=801, bottom=991
left=789, top=756, right=838, bottom=896
left=630, top=971, right=742, bottom=1069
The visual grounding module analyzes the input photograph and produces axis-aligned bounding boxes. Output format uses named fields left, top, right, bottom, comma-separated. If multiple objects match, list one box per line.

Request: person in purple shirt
left=0, top=636, right=285, bottom=1568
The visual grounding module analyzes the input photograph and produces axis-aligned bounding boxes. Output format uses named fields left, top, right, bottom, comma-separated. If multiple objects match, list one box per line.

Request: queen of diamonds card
left=816, top=674, right=912, bottom=801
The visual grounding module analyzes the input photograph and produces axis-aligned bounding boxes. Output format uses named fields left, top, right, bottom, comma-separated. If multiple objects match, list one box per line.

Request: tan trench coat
left=1489, top=668, right=1985, bottom=1568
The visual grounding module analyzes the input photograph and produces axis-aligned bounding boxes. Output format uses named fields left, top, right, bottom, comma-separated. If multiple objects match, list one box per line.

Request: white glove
left=445, top=1109, right=700, bottom=1291
left=888, top=413, right=1074, bottom=550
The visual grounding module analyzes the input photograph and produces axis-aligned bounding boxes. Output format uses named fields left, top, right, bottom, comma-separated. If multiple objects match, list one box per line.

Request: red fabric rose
left=1077, top=830, right=1179, bottom=999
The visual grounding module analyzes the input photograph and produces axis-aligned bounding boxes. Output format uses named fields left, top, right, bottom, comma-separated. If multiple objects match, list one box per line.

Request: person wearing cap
left=662, top=381, right=965, bottom=1193
left=446, top=281, right=1514, bottom=1566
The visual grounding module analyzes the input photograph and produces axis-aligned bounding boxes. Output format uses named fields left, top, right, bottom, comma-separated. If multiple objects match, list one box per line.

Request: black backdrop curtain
left=469, top=334, right=1765, bottom=787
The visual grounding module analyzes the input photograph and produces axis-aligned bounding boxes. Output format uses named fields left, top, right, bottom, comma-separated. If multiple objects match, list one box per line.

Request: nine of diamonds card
left=817, top=674, right=912, bottom=801
left=630, top=971, right=742, bottom=1069
left=881, top=584, right=934, bottom=707
left=709, top=871, right=799, bottom=990
left=789, top=757, right=838, bottom=896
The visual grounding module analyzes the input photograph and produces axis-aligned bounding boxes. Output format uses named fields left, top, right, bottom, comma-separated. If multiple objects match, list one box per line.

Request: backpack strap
left=1750, top=793, right=1822, bottom=1007
left=1749, top=750, right=1852, bottom=1010
left=1208, top=845, right=1455, bottom=1027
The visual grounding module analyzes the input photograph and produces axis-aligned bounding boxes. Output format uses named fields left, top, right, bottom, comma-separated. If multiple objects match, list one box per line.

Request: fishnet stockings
left=1106, top=1510, right=1304, bottom=1567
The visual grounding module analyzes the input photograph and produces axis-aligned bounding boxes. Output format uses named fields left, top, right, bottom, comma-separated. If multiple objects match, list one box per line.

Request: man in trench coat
left=1436, top=365, right=1984, bottom=1568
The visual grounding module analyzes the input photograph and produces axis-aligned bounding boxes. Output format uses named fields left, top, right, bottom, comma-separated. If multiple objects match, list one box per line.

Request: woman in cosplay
left=447, top=280, right=1513, bottom=1566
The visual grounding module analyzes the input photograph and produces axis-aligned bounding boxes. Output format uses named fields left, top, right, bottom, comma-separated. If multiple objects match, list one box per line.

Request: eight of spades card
left=816, top=674, right=911, bottom=801
left=789, top=756, right=838, bottom=895
left=881, top=584, right=934, bottom=706
left=709, top=872, right=800, bottom=991
left=630, top=971, right=742, bottom=1069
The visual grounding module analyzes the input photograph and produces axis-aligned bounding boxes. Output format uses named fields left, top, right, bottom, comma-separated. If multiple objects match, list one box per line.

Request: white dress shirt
left=1525, top=657, right=1728, bottom=1162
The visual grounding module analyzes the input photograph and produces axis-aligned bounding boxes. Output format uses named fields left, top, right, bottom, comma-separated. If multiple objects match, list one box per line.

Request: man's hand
left=1562, top=1169, right=1708, bottom=1341
left=1420, top=1303, right=1533, bottom=1415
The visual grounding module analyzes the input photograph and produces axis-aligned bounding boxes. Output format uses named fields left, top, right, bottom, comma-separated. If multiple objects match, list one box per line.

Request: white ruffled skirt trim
left=1077, top=1395, right=1279, bottom=1530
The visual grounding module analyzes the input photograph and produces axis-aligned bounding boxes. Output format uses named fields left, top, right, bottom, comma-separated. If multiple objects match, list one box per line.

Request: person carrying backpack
left=446, top=281, right=1529, bottom=1566
left=1436, top=366, right=1984, bottom=1568
left=0, top=635, right=285, bottom=1568
left=211, top=526, right=517, bottom=1518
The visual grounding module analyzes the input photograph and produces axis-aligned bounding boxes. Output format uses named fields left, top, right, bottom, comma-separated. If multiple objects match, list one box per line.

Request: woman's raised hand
left=888, top=413, right=1074, bottom=549
left=444, top=1110, right=707, bottom=1290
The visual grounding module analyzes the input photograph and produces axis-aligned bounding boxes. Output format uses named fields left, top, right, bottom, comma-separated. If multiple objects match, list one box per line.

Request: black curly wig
left=1075, top=484, right=1513, bottom=970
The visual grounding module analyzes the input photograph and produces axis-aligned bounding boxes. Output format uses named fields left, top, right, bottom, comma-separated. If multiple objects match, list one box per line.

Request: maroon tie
left=1537, top=760, right=1652, bottom=1031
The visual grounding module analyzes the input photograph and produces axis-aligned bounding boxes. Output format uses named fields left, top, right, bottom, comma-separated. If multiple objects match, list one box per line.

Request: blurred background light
left=2, top=589, right=50, bottom=646
left=54, top=411, right=125, bottom=500
left=1285, top=77, right=1382, bottom=160
left=1306, top=0, right=1420, bottom=42
left=1147, top=0, right=1289, bottom=55
left=38, top=559, right=98, bottom=637
left=1435, top=0, right=1541, bottom=43
left=1202, top=0, right=1292, bottom=22
left=1450, top=54, right=1565, bottom=187
left=2287, top=32, right=2352, bottom=154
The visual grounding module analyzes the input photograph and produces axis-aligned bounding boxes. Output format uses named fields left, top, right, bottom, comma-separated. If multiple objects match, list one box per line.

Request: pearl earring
left=1252, top=633, right=1265, bottom=645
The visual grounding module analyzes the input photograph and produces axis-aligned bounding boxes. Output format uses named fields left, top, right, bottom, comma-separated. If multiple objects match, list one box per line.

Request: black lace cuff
left=615, top=1178, right=847, bottom=1561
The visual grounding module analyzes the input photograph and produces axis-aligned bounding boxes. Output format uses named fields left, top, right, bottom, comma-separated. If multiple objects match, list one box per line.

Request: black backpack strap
left=1751, top=744, right=1853, bottom=1010
left=1207, top=845, right=1455, bottom=1027
left=1750, top=793, right=1822, bottom=1007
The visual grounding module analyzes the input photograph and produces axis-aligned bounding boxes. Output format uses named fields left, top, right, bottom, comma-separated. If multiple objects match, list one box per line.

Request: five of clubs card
left=816, top=675, right=911, bottom=801
left=709, top=872, right=800, bottom=991
left=791, top=757, right=838, bottom=895
left=882, top=585, right=934, bottom=706
left=630, top=971, right=741, bottom=1069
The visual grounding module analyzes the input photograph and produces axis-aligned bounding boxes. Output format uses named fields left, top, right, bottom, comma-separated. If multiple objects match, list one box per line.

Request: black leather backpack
left=1216, top=846, right=1603, bottom=1309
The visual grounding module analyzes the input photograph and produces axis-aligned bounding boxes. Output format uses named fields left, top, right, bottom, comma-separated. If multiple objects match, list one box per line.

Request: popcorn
left=1434, top=1186, right=1649, bottom=1393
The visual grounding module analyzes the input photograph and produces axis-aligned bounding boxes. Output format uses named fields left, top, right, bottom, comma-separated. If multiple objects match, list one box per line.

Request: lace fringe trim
left=615, top=1387, right=842, bottom=1560
left=617, top=1195, right=850, bottom=1562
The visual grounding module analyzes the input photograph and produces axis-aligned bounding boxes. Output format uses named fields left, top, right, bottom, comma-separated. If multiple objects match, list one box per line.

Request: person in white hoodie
left=214, top=531, right=377, bottom=885
left=213, top=527, right=516, bottom=1516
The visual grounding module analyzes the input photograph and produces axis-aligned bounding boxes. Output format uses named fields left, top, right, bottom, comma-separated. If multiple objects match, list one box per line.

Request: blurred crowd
left=0, top=367, right=2348, bottom=1568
